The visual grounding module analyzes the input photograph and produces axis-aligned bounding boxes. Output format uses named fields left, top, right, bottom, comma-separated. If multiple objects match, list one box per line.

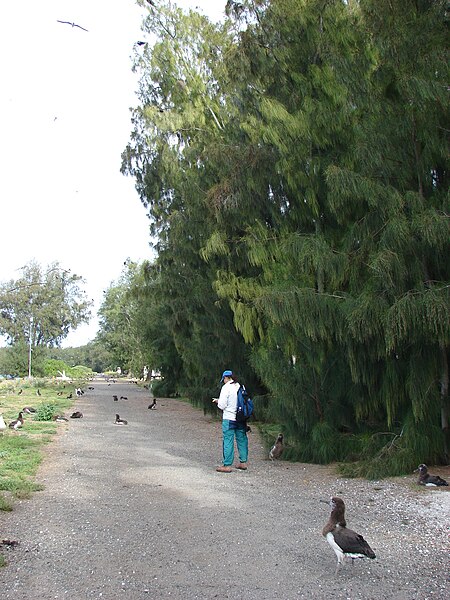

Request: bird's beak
left=319, top=499, right=330, bottom=505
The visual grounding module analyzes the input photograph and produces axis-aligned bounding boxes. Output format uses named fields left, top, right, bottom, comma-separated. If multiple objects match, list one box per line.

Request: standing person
left=212, top=369, right=248, bottom=473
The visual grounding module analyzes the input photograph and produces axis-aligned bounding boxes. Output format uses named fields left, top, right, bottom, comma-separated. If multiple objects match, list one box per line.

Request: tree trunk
left=441, top=347, right=449, bottom=463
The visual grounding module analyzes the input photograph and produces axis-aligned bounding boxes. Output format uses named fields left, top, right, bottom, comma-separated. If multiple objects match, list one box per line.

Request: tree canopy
left=109, top=0, right=449, bottom=475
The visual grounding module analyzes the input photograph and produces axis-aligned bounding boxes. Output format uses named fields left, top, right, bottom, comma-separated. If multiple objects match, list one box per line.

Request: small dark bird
left=18, top=389, right=23, bottom=395
left=56, top=20, right=88, bottom=32
left=70, top=411, right=83, bottom=419
left=22, top=406, right=37, bottom=414
left=9, top=412, right=24, bottom=430
left=88, top=386, right=94, bottom=390
left=36, top=389, right=42, bottom=396
left=115, top=414, right=128, bottom=425
left=322, top=497, right=376, bottom=574
left=136, top=41, right=146, bottom=46
left=269, top=433, right=284, bottom=461
left=416, top=464, right=448, bottom=487
left=120, top=396, right=128, bottom=400
left=1, top=539, right=19, bottom=547
left=53, top=415, right=69, bottom=422
left=148, top=399, right=157, bottom=410
left=66, top=393, right=73, bottom=399
left=57, top=391, right=63, bottom=396
left=113, top=395, right=119, bottom=401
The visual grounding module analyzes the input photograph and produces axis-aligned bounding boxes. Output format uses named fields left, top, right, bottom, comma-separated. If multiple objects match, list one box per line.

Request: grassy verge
left=0, top=378, right=80, bottom=505
left=0, top=378, right=84, bottom=567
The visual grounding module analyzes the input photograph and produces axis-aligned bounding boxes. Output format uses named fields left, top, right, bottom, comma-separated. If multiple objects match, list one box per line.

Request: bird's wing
left=332, top=527, right=376, bottom=558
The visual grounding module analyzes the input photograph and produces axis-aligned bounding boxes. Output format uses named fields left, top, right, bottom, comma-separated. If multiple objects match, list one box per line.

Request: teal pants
left=222, top=420, right=248, bottom=466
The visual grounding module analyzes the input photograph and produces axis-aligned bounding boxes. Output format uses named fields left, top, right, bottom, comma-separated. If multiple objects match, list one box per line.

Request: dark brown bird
left=9, top=412, right=24, bottom=430
left=148, top=399, right=157, bottom=410
left=66, top=393, right=72, bottom=399
left=113, top=395, right=119, bottom=401
left=18, top=389, right=23, bottom=395
left=57, top=20, right=88, bottom=32
left=120, top=396, right=128, bottom=400
left=416, top=464, right=448, bottom=487
left=53, top=415, right=69, bottom=422
left=115, top=414, right=128, bottom=425
left=269, top=433, right=284, bottom=461
left=70, top=411, right=83, bottom=419
left=322, top=497, right=376, bottom=574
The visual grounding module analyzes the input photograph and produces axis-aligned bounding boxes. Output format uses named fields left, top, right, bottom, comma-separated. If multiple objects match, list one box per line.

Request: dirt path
left=0, top=380, right=448, bottom=599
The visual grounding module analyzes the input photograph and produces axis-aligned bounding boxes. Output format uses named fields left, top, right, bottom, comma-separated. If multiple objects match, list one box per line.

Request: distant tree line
left=98, top=0, right=449, bottom=476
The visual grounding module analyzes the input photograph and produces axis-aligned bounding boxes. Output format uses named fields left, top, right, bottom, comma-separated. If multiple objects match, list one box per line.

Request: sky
left=0, top=0, right=225, bottom=348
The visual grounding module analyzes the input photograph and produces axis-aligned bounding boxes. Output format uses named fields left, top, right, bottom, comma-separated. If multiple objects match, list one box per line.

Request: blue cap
left=220, top=369, right=233, bottom=383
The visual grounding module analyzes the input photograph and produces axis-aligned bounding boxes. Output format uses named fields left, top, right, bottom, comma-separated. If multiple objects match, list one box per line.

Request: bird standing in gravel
left=416, top=464, right=448, bottom=486
left=322, top=497, right=376, bottom=574
left=148, top=399, right=157, bottom=410
left=9, top=412, right=24, bottom=430
left=269, top=433, right=284, bottom=461
left=115, top=414, right=128, bottom=425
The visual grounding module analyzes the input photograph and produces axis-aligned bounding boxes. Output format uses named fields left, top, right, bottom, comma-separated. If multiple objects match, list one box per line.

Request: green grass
left=0, top=378, right=81, bottom=507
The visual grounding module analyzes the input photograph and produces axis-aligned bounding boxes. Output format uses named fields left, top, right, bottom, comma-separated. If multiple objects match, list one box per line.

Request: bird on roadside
left=56, top=20, right=88, bottom=32
left=322, top=497, right=376, bottom=574
left=416, top=464, right=448, bottom=487
left=70, top=411, right=83, bottom=419
left=75, top=388, right=84, bottom=397
left=0, top=414, right=6, bottom=431
left=269, top=433, right=284, bottom=461
left=148, top=399, right=157, bottom=410
left=53, top=415, right=69, bottom=422
left=22, top=406, right=36, bottom=414
left=115, top=414, right=128, bottom=425
left=9, top=412, right=24, bottom=430
left=113, top=395, right=119, bottom=401
left=120, top=396, right=128, bottom=400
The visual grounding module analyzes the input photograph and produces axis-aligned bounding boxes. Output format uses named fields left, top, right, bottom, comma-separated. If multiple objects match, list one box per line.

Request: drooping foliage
left=116, top=0, right=449, bottom=475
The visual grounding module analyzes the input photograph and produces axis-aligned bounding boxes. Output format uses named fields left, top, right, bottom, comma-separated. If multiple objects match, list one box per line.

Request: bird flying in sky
left=57, top=20, right=88, bottom=32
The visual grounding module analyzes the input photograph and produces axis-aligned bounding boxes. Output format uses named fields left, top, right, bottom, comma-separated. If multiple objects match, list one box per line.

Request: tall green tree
left=0, top=261, right=92, bottom=376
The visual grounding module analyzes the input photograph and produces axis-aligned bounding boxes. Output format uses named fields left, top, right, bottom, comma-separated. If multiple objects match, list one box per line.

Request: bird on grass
left=9, top=412, right=24, bottom=430
left=148, top=399, right=157, bottom=410
left=115, top=414, right=128, bottom=425
left=70, top=411, right=83, bottom=419
left=56, top=20, right=88, bottom=32
left=22, top=406, right=36, bottom=414
left=18, top=389, right=23, bottom=395
left=416, top=464, right=448, bottom=487
left=322, top=497, right=376, bottom=575
left=66, top=393, right=72, bottom=399
left=269, top=433, right=284, bottom=461
left=36, top=389, right=42, bottom=396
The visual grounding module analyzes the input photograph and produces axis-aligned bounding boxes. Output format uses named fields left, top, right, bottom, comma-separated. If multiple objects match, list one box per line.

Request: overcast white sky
left=0, top=0, right=225, bottom=347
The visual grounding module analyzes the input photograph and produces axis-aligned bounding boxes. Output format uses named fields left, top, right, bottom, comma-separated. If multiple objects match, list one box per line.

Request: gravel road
left=0, top=380, right=448, bottom=600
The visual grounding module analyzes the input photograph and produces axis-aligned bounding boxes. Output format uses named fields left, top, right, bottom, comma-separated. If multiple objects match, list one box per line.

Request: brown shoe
left=236, top=463, right=248, bottom=470
left=216, top=466, right=233, bottom=473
